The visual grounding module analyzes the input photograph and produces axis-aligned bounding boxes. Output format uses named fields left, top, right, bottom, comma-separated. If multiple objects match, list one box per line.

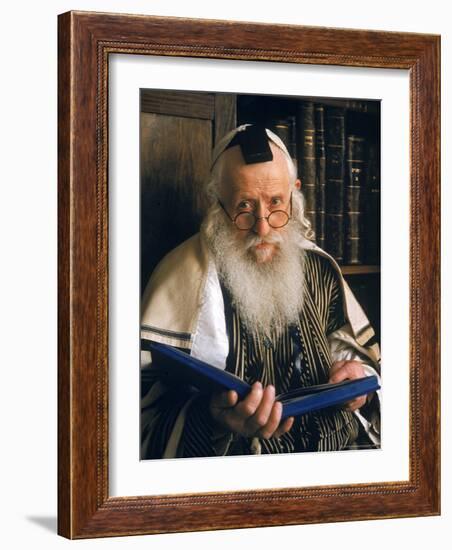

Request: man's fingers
left=246, top=385, right=277, bottom=434
left=329, top=360, right=365, bottom=384
left=329, top=361, right=349, bottom=383
left=234, top=381, right=264, bottom=419
left=329, top=368, right=349, bottom=384
left=273, top=416, right=295, bottom=439
left=329, top=360, right=347, bottom=376
left=257, top=400, right=283, bottom=439
left=209, top=383, right=298, bottom=439
left=344, top=395, right=366, bottom=411
left=329, top=361, right=367, bottom=410
left=245, top=385, right=276, bottom=431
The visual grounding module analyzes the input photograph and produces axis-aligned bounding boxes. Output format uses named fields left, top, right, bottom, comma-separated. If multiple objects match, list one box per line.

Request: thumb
left=329, top=360, right=347, bottom=377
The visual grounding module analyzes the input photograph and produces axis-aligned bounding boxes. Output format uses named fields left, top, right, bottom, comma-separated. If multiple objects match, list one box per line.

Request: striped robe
left=141, top=251, right=375, bottom=459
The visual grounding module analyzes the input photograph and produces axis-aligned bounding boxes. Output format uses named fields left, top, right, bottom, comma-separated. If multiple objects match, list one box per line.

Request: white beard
left=202, top=206, right=305, bottom=338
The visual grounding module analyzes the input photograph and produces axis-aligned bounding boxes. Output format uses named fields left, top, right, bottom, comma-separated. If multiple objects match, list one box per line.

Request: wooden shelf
left=341, top=265, right=380, bottom=275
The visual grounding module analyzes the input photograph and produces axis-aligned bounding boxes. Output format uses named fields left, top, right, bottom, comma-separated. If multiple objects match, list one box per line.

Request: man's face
left=218, top=144, right=296, bottom=264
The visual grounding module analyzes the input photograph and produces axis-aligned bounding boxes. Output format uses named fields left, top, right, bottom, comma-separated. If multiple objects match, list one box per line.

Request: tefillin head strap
left=225, top=125, right=273, bottom=164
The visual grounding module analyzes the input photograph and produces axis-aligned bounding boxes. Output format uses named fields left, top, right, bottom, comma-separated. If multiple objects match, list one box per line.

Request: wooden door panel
left=140, top=111, right=212, bottom=289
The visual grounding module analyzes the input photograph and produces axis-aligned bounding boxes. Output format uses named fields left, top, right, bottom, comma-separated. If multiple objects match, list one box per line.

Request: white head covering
left=211, top=124, right=293, bottom=170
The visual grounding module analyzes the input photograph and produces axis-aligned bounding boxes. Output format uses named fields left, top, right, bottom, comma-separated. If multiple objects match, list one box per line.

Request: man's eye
left=271, top=198, right=282, bottom=206
left=238, top=201, right=252, bottom=210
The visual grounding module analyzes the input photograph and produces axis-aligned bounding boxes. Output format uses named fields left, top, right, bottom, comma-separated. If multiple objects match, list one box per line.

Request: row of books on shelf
left=267, top=102, right=380, bottom=266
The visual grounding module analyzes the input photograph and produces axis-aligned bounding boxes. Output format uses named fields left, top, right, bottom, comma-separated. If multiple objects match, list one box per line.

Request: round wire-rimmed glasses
left=218, top=193, right=292, bottom=230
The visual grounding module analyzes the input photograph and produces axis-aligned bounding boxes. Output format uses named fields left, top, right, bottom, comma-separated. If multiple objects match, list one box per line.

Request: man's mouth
left=246, top=234, right=283, bottom=250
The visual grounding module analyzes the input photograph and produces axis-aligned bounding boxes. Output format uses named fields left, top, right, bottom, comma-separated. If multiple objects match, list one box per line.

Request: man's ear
left=295, top=178, right=302, bottom=190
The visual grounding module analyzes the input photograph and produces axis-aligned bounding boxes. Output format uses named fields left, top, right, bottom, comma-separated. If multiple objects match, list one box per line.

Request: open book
left=142, top=341, right=380, bottom=420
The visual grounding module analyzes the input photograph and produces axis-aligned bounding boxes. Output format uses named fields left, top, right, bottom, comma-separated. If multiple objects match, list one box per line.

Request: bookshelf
left=236, top=93, right=381, bottom=341
left=341, top=265, right=380, bottom=275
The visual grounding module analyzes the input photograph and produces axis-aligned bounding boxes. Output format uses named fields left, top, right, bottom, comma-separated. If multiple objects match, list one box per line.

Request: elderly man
left=140, top=124, right=380, bottom=459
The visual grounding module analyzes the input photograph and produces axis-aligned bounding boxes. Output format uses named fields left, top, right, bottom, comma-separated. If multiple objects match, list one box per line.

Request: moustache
left=244, top=232, right=284, bottom=250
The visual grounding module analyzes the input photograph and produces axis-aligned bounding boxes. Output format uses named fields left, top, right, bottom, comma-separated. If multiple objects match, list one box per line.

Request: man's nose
left=253, top=204, right=271, bottom=237
left=253, top=216, right=271, bottom=237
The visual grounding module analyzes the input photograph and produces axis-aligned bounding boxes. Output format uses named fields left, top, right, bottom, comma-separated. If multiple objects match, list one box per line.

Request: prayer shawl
left=141, top=232, right=381, bottom=458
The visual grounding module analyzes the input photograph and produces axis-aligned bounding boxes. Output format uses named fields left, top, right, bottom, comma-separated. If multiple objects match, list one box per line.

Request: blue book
left=143, top=341, right=380, bottom=420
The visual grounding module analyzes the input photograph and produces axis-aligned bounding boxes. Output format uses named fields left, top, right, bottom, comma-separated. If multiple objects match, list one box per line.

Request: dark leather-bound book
left=315, top=104, right=326, bottom=250
left=287, top=114, right=297, bottom=163
left=345, top=135, right=366, bottom=264
left=365, top=143, right=381, bottom=264
left=270, top=116, right=297, bottom=162
left=325, top=107, right=346, bottom=263
left=296, top=102, right=317, bottom=239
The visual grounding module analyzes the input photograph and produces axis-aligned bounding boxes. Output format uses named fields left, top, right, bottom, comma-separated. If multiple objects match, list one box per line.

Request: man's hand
left=209, top=382, right=294, bottom=439
left=329, top=360, right=367, bottom=411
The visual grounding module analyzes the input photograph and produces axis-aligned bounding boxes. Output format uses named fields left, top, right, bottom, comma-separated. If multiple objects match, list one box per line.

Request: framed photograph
left=138, top=89, right=382, bottom=463
left=58, top=11, right=440, bottom=538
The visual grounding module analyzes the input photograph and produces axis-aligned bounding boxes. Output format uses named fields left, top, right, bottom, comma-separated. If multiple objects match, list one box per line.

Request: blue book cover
left=143, top=341, right=380, bottom=420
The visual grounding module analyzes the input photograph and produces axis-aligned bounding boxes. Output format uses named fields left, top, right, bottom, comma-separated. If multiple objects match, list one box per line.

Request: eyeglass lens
left=234, top=210, right=289, bottom=230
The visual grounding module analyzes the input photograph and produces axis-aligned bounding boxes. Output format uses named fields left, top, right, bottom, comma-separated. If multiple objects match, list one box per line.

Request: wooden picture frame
left=58, top=11, right=440, bottom=538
